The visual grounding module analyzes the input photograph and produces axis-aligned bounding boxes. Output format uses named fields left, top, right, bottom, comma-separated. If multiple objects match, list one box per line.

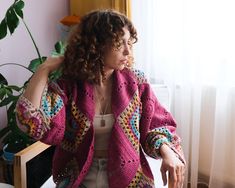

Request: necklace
left=99, top=102, right=109, bottom=127
left=94, top=86, right=111, bottom=127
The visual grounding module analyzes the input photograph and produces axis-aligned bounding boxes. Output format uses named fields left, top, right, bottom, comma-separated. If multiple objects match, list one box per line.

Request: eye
left=113, top=39, right=124, bottom=50
left=119, top=39, right=125, bottom=46
left=127, top=39, right=133, bottom=48
left=120, top=39, right=133, bottom=47
left=113, top=38, right=133, bottom=51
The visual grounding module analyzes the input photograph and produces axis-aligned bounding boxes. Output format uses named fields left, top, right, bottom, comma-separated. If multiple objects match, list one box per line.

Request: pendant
left=101, top=119, right=106, bottom=127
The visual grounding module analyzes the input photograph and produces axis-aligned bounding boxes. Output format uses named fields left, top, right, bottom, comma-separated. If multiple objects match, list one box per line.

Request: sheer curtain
left=132, top=1, right=235, bottom=187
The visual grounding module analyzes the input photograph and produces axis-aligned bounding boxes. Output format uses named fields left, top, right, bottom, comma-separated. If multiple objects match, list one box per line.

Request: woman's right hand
left=160, top=144, right=185, bottom=188
left=39, top=56, right=64, bottom=73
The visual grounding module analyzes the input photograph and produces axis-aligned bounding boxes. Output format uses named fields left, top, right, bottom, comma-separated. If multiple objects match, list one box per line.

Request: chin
left=117, top=67, right=125, bottom=71
left=118, top=64, right=126, bottom=70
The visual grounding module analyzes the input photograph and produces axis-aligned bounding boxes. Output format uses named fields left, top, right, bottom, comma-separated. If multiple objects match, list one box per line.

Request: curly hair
left=62, top=9, right=137, bottom=84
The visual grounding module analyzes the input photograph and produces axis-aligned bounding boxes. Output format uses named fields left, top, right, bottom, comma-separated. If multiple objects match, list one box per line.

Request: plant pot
left=2, top=144, right=14, bottom=163
left=1, top=146, right=14, bottom=185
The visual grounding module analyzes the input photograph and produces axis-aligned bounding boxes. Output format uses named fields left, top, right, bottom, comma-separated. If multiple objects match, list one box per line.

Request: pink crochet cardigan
left=16, top=68, right=185, bottom=188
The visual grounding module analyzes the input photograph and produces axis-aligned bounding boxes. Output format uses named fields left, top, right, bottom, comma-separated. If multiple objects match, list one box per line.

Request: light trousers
left=81, top=158, right=108, bottom=188
left=57, top=158, right=108, bottom=188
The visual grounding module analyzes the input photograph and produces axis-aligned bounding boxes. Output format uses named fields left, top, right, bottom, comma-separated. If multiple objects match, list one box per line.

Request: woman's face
left=103, top=27, right=132, bottom=73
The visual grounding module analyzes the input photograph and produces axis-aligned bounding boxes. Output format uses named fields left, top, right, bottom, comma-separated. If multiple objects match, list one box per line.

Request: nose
left=123, top=42, right=130, bottom=55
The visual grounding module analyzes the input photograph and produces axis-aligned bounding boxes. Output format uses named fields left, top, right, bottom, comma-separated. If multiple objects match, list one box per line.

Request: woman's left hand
left=159, top=144, right=185, bottom=188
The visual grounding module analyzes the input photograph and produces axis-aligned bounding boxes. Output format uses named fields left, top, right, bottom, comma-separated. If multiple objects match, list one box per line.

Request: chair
left=14, top=141, right=54, bottom=188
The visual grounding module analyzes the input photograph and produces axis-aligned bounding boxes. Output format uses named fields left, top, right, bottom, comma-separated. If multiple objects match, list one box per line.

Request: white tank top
left=93, top=114, right=115, bottom=151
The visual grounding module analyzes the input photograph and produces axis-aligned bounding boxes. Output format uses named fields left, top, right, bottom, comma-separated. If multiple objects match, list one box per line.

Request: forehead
left=122, top=27, right=131, bottom=39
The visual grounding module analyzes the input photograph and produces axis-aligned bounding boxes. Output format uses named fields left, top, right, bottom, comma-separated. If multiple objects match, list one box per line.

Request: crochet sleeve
left=15, top=80, right=68, bottom=145
left=138, top=77, right=185, bottom=163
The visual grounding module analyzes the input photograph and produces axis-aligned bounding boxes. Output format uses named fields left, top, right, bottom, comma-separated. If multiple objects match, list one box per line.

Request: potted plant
left=0, top=0, right=65, bottom=163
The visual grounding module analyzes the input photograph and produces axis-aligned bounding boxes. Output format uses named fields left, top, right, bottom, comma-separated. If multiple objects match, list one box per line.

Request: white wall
left=0, top=0, right=69, bottom=129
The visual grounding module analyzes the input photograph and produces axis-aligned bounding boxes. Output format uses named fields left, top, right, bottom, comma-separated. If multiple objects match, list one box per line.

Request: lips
left=120, top=59, right=128, bottom=64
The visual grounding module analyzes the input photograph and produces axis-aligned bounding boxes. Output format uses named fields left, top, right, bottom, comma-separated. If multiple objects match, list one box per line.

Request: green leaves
left=52, top=41, right=66, bottom=57
left=0, top=0, right=66, bottom=149
left=0, top=73, right=8, bottom=85
left=0, top=85, right=22, bottom=107
left=0, top=0, right=39, bottom=149
left=0, top=0, right=25, bottom=39
left=0, top=73, right=23, bottom=107
left=6, top=7, right=19, bottom=34
left=28, top=56, right=47, bottom=72
left=14, top=0, right=25, bottom=19
left=0, top=72, right=32, bottom=148
left=0, top=19, right=7, bottom=39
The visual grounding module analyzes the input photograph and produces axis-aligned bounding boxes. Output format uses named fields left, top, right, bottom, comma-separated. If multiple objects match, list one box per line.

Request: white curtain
left=132, top=1, right=235, bottom=187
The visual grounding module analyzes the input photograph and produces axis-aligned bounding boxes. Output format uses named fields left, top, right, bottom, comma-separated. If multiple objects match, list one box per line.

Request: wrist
left=160, top=144, right=175, bottom=158
left=37, top=63, right=51, bottom=75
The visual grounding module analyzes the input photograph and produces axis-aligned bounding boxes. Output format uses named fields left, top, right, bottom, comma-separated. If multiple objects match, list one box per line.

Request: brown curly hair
left=62, top=9, right=137, bottom=84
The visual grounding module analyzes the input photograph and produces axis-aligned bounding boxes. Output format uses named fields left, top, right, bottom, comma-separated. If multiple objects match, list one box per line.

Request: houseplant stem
left=0, top=63, right=33, bottom=73
left=22, top=19, right=43, bottom=63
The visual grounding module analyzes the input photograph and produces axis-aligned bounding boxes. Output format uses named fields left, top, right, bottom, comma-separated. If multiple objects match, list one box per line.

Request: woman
left=16, top=9, right=185, bottom=188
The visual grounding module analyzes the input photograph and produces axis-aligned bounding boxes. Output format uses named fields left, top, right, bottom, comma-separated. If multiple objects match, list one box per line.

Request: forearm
left=22, top=56, right=64, bottom=108
left=23, top=64, right=50, bottom=108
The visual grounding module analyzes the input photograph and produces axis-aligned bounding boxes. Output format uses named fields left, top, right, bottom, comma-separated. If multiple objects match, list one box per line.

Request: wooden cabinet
left=70, top=0, right=131, bottom=18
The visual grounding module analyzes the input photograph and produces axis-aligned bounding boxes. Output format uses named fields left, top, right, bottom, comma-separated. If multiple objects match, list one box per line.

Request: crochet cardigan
left=16, top=68, right=185, bottom=188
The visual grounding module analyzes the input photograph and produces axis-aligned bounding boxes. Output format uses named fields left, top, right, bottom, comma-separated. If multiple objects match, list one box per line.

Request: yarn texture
left=16, top=68, right=185, bottom=188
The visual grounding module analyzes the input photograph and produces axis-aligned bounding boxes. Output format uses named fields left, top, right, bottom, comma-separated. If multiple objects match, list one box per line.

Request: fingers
left=178, top=165, right=185, bottom=187
left=160, top=166, right=168, bottom=186
left=46, top=56, right=64, bottom=64
left=169, top=166, right=178, bottom=188
left=43, top=56, right=64, bottom=72
left=168, top=172, right=184, bottom=188
left=175, top=165, right=185, bottom=188
left=162, top=161, right=185, bottom=188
